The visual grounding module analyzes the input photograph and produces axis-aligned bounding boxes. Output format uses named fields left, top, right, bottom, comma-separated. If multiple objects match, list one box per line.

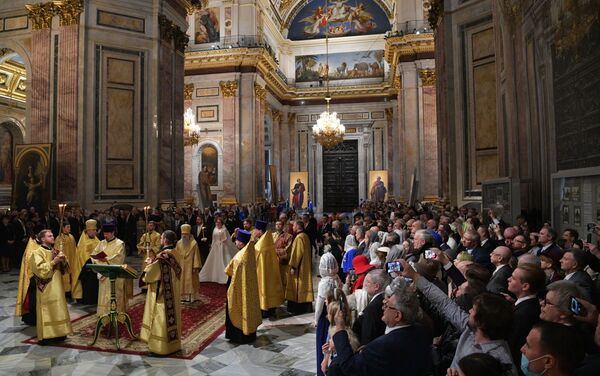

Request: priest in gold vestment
left=137, top=221, right=161, bottom=291
left=253, top=220, right=283, bottom=316
left=92, top=222, right=132, bottom=316
left=175, top=224, right=201, bottom=302
left=140, top=230, right=182, bottom=355
left=71, top=220, right=100, bottom=304
left=285, top=220, right=314, bottom=315
left=29, top=229, right=72, bottom=344
left=56, top=222, right=77, bottom=295
left=273, top=220, right=293, bottom=291
left=15, top=237, right=40, bottom=325
left=224, top=229, right=261, bottom=344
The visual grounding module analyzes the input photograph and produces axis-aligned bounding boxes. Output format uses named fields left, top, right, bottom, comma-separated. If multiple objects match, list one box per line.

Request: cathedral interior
left=0, top=0, right=600, bottom=373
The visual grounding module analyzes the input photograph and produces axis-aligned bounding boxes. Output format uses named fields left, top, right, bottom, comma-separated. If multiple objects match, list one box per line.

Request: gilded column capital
left=184, top=83, right=194, bottom=100
left=254, top=83, right=267, bottom=103
left=220, top=80, right=238, bottom=97
left=26, top=2, right=56, bottom=30
left=287, top=112, right=296, bottom=126
left=53, top=0, right=83, bottom=27
left=173, top=27, right=189, bottom=52
left=419, top=69, right=436, bottom=86
left=271, top=109, right=282, bottom=123
left=385, top=108, right=394, bottom=122
left=158, top=14, right=174, bottom=42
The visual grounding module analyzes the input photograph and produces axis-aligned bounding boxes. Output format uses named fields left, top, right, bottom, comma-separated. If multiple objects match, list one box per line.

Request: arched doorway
left=0, top=48, right=27, bottom=208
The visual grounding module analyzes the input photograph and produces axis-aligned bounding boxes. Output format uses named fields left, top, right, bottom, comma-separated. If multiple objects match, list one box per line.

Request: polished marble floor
left=0, top=255, right=319, bottom=376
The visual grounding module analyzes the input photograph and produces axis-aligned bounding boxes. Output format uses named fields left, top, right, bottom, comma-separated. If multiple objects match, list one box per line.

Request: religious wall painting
left=199, top=144, right=218, bottom=186
left=573, top=205, right=582, bottom=227
left=194, top=7, right=220, bottom=44
left=368, top=170, right=387, bottom=202
left=562, top=204, right=570, bottom=225
left=295, top=50, right=384, bottom=82
left=289, top=171, right=308, bottom=209
left=288, top=0, right=390, bottom=40
left=0, top=126, right=13, bottom=187
left=12, top=143, right=52, bottom=213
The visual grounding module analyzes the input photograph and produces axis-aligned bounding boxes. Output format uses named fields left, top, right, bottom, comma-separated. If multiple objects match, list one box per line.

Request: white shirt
left=564, top=272, right=576, bottom=280
left=492, top=264, right=508, bottom=276
left=481, top=238, right=489, bottom=247
left=384, top=324, right=411, bottom=335
left=515, top=295, right=537, bottom=306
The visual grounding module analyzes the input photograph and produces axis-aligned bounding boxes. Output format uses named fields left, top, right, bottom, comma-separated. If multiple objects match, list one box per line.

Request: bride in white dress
left=199, top=217, right=237, bottom=284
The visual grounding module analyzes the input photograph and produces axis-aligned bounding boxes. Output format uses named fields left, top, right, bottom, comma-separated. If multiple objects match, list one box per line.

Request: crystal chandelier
left=184, top=107, right=201, bottom=146
left=312, top=0, right=344, bottom=148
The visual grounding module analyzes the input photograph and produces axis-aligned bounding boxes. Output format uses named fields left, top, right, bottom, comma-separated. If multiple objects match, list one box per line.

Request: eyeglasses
left=513, top=239, right=525, bottom=244
left=542, top=299, right=555, bottom=307
left=382, top=302, right=400, bottom=312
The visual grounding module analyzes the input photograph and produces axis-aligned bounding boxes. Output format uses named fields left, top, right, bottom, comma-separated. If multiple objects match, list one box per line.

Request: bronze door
left=322, top=140, right=359, bottom=212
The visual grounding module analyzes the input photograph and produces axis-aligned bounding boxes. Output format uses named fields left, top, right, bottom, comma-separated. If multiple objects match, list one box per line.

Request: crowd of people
left=5, top=199, right=600, bottom=375
left=311, top=200, right=600, bottom=376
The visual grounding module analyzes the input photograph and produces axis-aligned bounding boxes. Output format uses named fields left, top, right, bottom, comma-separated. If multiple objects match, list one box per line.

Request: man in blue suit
left=328, top=281, right=432, bottom=376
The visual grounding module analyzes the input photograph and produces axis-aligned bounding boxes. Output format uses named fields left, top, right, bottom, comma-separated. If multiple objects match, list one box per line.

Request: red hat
left=352, top=255, right=375, bottom=275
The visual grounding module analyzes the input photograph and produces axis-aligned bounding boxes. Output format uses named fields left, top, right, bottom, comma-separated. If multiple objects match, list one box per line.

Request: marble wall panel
left=473, top=62, right=498, bottom=150
left=106, top=88, right=134, bottom=160
left=30, top=29, right=51, bottom=143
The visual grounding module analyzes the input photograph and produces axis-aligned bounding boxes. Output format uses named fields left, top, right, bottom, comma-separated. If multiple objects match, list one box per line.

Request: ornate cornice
left=173, top=27, right=190, bottom=52
left=220, top=80, right=238, bottom=97
left=254, top=83, right=267, bottom=103
left=53, top=0, right=83, bottom=27
left=392, top=75, right=402, bottom=91
left=384, top=34, right=435, bottom=65
left=419, top=69, right=436, bottom=86
left=26, top=2, right=56, bottom=30
left=184, top=83, right=194, bottom=100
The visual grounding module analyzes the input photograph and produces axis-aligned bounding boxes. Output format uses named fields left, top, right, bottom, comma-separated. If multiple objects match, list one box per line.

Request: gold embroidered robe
left=92, top=238, right=131, bottom=316
left=174, top=237, right=201, bottom=302
left=225, top=241, right=262, bottom=335
left=284, top=232, right=314, bottom=303
left=15, top=238, right=39, bottom=316
left=56, top=233, right=76, bottom=293
left=140, top=248, right=182, bottom=355
left=255, top=230, right=284, bottom=310
left=71, top=233, right=100, bottom=300
left=272, top=231, right=293, bottom=291
left=137, top=231, right=161, bottom=257
left=29, top=245, right=72, bottom=339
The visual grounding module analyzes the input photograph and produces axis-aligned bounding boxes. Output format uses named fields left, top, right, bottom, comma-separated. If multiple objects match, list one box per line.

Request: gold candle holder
left=57, top=203, right=67, bottom=253
left=143, top=206, right=151, bottom=260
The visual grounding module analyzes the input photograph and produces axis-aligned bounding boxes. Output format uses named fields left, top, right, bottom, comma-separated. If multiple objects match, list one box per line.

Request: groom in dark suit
left=328, top=283, right=432, bottom=376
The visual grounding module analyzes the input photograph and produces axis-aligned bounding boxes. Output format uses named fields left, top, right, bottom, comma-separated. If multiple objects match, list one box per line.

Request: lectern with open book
left=85, top=263, right=138, bottom=350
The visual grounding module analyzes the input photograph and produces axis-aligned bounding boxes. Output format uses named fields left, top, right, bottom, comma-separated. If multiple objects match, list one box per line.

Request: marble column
left=280, top=111, right=292, bottom=201
left=26, top=2, right=54, bottom=144
left=219, top=80, right=238, bottom=202
left=56, top=19, right=80, bottom=202
left=238, top=74, right=257, bottom=204
left=385, top=107, right=395, bottom=194
left=270, top=109, right=282, bottom=203
left=254, top=83, right=266, bottom=202
left=183, top=83, right=194, bottom=201
left=288, top=113, right=297, bottom=172
left=157, top=37, right=175, bottom=204
left=173, top=50, right=185, bottom=203
left=420, top=70, right=439, bottom=200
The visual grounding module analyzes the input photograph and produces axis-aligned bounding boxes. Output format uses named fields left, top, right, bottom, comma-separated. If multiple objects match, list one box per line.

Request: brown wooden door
left=322, top=140, right=359, bottom=212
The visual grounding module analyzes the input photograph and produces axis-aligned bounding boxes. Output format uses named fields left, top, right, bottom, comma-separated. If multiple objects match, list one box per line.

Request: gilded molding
left=25, top=2, right=56, bottom=30
left=419, top=69, right=436, bottom=86
left=220, top=80, right=238, bottom=97
left=53, top=0, right=83, bottom=27
left=186, top=0, right=208, bottom=15
left=392, top=75, right=402, bottom=90
left=499, top=0, right=522, bottom=26
left=184, top=83, right=194, bottom=100
left=254, top=83, right=267, bottom=103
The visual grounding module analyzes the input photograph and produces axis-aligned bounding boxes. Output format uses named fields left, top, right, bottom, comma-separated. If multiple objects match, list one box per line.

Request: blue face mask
left=520, top=353, right=548, bottom=376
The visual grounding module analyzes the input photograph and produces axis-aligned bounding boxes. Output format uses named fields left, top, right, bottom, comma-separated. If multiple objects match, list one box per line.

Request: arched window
left=200, top=144, right=218, bottom=186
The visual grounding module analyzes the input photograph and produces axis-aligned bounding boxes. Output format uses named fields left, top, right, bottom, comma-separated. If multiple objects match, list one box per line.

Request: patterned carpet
left=24, top=282, right=227, bottom=359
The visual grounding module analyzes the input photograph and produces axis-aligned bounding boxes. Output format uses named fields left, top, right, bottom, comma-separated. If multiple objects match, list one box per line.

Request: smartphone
left=587, top=233, right=593, bottom=243
left=387, top=261, right=403, bottom=273
left=424, top=249, right=436, bottom=260
left=587, top=223, right=596, bottom=232
left=569, top=296, right=586, bottom=316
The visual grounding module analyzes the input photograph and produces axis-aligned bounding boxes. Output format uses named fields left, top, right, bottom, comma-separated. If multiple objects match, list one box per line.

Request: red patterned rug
left=24, top=282, right=227, bottom=359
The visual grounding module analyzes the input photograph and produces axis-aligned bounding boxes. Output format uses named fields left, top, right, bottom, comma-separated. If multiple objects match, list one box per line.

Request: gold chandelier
left=312, top=0, right=345, bottom=149
left=184, top=107, right=201, bottom=146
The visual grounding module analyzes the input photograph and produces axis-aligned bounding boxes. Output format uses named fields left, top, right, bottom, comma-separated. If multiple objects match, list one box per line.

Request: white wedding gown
left=199, top=226, right=238, bottom=284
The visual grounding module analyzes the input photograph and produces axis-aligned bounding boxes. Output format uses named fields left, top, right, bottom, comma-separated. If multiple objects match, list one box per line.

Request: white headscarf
left=319, top=252, right=339, bottom=277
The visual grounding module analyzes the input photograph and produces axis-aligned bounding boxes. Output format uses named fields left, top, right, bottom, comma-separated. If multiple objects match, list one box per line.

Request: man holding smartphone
left=561, top=249, right=593, bottom=300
